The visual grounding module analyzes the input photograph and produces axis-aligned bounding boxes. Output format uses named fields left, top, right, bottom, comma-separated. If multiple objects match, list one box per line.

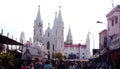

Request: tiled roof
left=64, top=43, right=86, bottom=48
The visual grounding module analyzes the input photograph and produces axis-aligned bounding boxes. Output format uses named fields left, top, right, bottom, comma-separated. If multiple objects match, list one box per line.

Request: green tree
left=0, top=52, right=15, bottom=69
left=54, top=52, right=63, bottom=60
left=0, top=44, right=5, bottom=53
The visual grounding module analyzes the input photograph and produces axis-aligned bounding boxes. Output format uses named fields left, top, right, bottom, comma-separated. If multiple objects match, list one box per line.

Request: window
left=111, top=19, right=114, bottom=26
left=82, top=56, right=85, bottom=59
left=48, top=33, right=50, bottom=37
left=77, top=53, right=79, bottom=55
left=61, top=30, right=63, bottom=36
left=48, top=51, right=50, bottom=60
left=61, top=41, right=62, bottom=47
left=55, top=41, right=57, bottom=47
left=101, top=37, right=104, bottom=45
left=104, top=37, right=107, bottom=47
left=65, top=52, right=67, bottom=54
left=40, top=30, right=42, bottom=35
left=56, top=30, right=57, bottom=36
left=110, top=35, right=113, bottom=40
left=47, top=41, right=50, bottom=49
left=34, top=30, right=36, bottom=35
left=115, top=16, right=118, bottom=24
left=53, top=44, right=54, bottom=51
left=108, top=22, right=110, bottom=31
left=39, top=23, right=42, bottom=27
left=82, top=53, right=85, bottom=55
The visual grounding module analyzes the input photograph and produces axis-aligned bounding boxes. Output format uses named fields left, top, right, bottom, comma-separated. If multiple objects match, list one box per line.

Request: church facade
left=64, top=28, right=91, bottom=60
left=21, top=6, right=91, bottom=60
left=33, top=6, right=64, bottom=59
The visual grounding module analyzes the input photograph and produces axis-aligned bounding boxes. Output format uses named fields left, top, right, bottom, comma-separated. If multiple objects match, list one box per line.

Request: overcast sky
left=0, top=0, right=120, bottom=51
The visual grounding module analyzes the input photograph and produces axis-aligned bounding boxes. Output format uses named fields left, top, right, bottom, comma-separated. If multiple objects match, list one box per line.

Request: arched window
left=56, top=30, right=57, bottom=36
left=48, top=33, right=50, bottom=37
left=115, top=16, right=118, bottom=24
left=61, top=30, right=63, bottom=36
left=34, top=29, right=36, bottom=35
left=40, top=30, right=42, bottom=35
left=82, top=53, right=85, bottom=55
left=48, top=51, right=50, bottom=60
left=47, top=41, right=50, bottom=49
left=65, top=52, right=67, bottom=55
left=53, top=44, right=54, bottom=51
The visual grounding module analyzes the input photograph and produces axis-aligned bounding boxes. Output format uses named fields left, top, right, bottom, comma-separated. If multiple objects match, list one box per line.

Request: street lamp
left=97, top=21, right=103, bottom=23
left=96, top=20, right=109, bottom=52
left=97, top=20, right=108, bottom=46
left=96, top=21, right=107, bottom=27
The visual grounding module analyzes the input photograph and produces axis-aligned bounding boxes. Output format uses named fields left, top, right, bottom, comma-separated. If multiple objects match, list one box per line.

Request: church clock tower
left=33, top=6, right=43, bottom=43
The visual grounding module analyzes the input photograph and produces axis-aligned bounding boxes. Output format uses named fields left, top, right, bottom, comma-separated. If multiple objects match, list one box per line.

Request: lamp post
left=96, top=20, right=108, bottom=42
left=96, top=21, right=107, bottom=27
left=96, top=20, right=108, bottom=57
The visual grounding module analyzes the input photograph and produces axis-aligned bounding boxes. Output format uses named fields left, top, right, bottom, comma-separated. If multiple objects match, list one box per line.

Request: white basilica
left=33, top=6, right=64, bottom=59
left=21, top=6, right=91, bottom=60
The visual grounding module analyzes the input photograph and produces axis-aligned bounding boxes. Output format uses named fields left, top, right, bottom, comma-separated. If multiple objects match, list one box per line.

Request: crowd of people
left=21, top=59, right=107, bottom=69
left=0, top=57, right=117, bottom=69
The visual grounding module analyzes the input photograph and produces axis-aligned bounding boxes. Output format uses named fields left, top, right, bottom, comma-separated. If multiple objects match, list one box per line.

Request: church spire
left=86, top=32, right=90, bottom=45
left=85, top=32, right=91, bottom=58
left=53, top=12, right=57, bottom=27
left=57, top=6, right=63, bottom=24
left=36, top=5, right=42, bottom=23
left=20, top=31, right=26, bottom=44
left=19, top=31, right=26, bottom=50
left=66, top=26, right=73, bottom=44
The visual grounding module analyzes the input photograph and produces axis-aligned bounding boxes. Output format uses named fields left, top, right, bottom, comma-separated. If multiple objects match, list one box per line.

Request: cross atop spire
left=37, top=5, right=40, bottom=12
left=48, top=23, right=50, bottom=27
left=46, top=22, right=50, bottom=31
left=55, top=12, right=57, bottom=16
left=38, top=5, right=40, bottom=8
left=59, top=6, right=61, bottom=10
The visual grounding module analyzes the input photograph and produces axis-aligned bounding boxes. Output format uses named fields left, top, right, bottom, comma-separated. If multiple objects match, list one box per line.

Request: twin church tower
left=21, top=6, right=91, bottom=60
left=33, top=6, right=65, bottom=59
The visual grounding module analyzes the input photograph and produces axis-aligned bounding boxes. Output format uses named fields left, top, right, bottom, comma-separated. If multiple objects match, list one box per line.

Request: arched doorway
left=47, top=41, right=50, bottom=59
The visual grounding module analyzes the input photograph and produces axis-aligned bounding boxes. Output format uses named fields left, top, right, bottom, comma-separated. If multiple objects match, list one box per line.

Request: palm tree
left=0, top=52, right=15, bottom=69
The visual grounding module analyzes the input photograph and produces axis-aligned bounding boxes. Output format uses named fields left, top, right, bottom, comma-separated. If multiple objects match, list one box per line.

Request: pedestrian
left=30, top=63, right=34, bottom=69
left=57, top=60, right=67, bottom=69
left=69, top=62, right=75, bottom=69
left=43, top=60, right=52, bottom=69
left=0, top=60, right=4, bottom=69
left=36, top=61, right=43, bottom=69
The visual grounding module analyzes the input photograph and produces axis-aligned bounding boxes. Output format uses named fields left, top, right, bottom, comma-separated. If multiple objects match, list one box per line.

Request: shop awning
left=0, top=35, right=23, bottom=45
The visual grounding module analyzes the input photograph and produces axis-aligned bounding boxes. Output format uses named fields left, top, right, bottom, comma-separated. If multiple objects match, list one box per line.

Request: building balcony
left=109, top=42, right=120, bottom=50
left=108, top=34, right=120, bottom=50
left=112, top=34, right=120, bottom=43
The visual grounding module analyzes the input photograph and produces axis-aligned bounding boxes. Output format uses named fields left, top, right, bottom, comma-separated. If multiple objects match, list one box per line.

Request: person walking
left=0, top=60, right=4, bottom=69
left=43, top=60, right=52, bottom=69
left=57, top=60, right=66, bottom=69
left=69, top=62, right=75, bottom=69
